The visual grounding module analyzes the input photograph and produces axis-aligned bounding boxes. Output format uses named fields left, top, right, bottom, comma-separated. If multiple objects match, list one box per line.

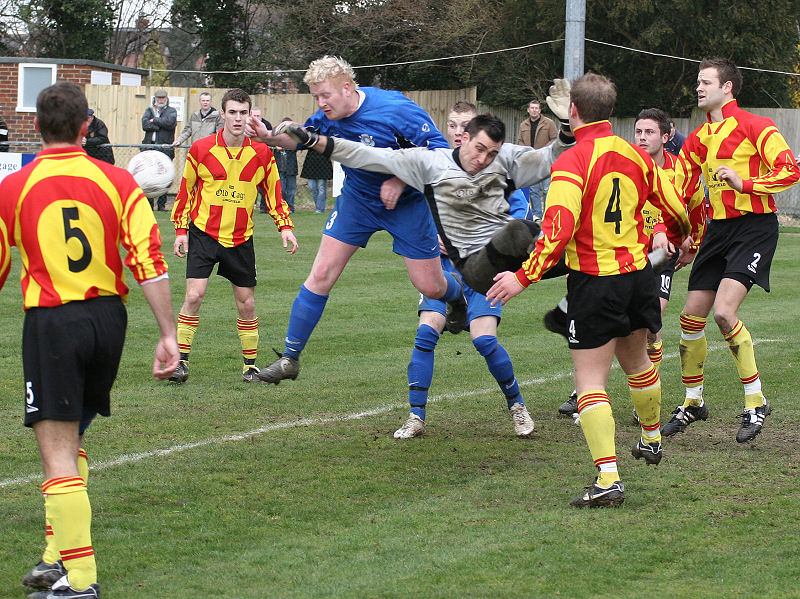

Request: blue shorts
left=418, top=258, right=502, bottom=322
left=323, top=193, right=439, bottom=260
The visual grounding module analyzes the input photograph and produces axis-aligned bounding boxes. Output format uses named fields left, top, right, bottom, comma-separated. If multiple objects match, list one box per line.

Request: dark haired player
left=665, top=58, right=799, bottom=442
left=0, top=81, right=178, bottom=598
left=170, top=88, right=297, bottom=384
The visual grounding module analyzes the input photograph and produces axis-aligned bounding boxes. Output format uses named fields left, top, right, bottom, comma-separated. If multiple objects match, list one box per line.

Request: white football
left=127, top=150, right=176, bottom=198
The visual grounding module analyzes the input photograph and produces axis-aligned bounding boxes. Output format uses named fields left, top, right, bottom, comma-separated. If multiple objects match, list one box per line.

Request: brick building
left=0, top=57, right=148, bottom=146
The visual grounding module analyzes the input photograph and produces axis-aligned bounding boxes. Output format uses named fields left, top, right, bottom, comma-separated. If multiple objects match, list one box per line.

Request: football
left=127, top=150, right=176, bottom=198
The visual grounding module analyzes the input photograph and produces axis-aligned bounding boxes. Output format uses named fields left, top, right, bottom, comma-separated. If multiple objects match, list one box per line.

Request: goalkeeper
left=271, top=79, right=575, bottom=295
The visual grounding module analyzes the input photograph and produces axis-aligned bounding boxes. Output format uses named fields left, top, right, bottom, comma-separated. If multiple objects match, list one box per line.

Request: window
left=17, top=63, right=58, bottom=112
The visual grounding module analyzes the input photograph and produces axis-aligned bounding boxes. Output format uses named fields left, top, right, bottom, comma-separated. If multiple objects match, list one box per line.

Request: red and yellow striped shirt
left=0, top=147, right=167, bottom=309
left=516, top=121, right=689, bottom=286
left=675, top=99, right=799, bottom=242
left=648, top=151, right=678, bottom=239
left=171, top=130, right=293, bottom=247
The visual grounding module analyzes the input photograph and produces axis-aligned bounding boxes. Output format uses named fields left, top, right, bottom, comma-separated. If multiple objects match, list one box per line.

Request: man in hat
left=141, top=88, right=177, bottom=211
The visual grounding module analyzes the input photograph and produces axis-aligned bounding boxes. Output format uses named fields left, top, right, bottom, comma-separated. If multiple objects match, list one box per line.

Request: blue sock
left=283, top=285, right=329, bottom=360
left=407, top=324, right=439, bottom=420
left=473, top=335, right=523, bottom=409
left=441, top=270, right=463, bottom=303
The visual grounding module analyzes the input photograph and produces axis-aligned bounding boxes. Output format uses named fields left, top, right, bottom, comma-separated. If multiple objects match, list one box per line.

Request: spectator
left=664, top=119, right=686, bottom=155
left=83, top=109, right=114, bottom=165
left=301, top=149, right=333, bottom=213
left=141, top=88, right=177, bottom=211
left=517, top=99, right=557, bottom=219
left=172, top=92, right=222, bottom=147
left=249, top=107, right=272, bottom=131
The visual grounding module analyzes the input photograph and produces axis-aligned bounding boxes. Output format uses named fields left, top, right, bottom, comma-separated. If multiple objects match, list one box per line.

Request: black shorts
left=186, top=222, right=257, bottom=287
left=688, top=212, right=778, bottom=292
left=657, top=253, right=680, bottom=301
left=566, top=266, right=661, bottom=350
left=23, top=296, right=127, bottom=427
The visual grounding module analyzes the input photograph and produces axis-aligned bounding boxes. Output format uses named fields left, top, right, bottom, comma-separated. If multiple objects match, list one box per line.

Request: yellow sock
left=43, top=477, right=96, bottom=590
left=628, top=365, right=662, bottom=444
left=77, top=448, right=89, bottom=484
left=679, top=312, right=707, bottom=407
left=177, top=313, right=199, bottom=360
left=237, top=317, right=259, bottom=367
left=647, top=339, right=663, bottom=370
left=42, top=448, right=89, bottom=564
left=723, top=320, right=764, bottom=410
left=577, top=390, right=618, bottom=487
left=42, top=516, right=58, bottom=564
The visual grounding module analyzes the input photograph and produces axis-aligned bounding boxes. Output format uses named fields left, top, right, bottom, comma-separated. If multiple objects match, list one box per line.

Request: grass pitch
left=1, top=211, right=799, bottom=598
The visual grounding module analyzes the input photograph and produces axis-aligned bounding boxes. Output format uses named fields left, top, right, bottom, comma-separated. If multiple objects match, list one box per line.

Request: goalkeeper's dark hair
left=700, top=57, right=742, bottom=97
left=464, top=113, right=505, bottom=144
left=636, top=108, right=671, bottom=137
left=36, top=82, right=88, bottom=144
left=221, top=88, right=251, bottom=111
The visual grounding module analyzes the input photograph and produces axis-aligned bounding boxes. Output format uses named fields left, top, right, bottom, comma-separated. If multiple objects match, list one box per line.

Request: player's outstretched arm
left=271, top=121, right=326, bottom=152
left=546, top=78, right=573, bottom=137
left=245, top=117, right=307, bottom=150
left=140, top=276, right=179, bottom=379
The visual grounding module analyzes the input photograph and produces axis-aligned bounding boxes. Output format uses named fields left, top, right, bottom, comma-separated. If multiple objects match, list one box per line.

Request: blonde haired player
left=246, top=55, right=467, bottom=384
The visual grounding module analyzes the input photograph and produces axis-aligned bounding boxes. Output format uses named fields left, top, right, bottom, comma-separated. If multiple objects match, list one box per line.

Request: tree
left=141, top=34, right=169, bottom=87
left=581, top=0, right=800, bottom=116
left=23, top=0, right=114, bottom=60
left=171, top=0, right=269, bottom=91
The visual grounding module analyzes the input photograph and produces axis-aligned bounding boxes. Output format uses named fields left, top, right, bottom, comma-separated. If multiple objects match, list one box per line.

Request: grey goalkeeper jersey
left=328, top=137, right=571, bottom=259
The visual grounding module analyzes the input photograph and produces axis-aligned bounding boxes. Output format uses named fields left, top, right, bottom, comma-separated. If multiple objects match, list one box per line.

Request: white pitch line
left=0, top=340, right=779, bottom=489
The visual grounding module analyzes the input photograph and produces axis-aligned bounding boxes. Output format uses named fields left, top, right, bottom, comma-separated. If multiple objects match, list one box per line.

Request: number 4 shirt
left=515, top=120, right=690, bottom=287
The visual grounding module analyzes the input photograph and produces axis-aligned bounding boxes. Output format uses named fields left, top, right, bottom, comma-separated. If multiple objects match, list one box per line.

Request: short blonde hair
left=304, top=55, right=358, bottom=89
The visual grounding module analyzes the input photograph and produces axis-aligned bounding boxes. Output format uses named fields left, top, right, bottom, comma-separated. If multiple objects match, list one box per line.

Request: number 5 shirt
left=0, top=147, right=168, bottom=309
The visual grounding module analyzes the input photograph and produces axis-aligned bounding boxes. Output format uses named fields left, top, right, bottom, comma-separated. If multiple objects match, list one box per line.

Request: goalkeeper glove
left=546, top=78, right=571, bottom=124
left=272, top=121, right=320, bottom=149
left=546, top=78, right=574, bottom=142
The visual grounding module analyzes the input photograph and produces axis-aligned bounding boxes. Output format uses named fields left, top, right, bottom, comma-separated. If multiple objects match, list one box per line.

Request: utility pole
left=564, top=0, right=585, bottom=81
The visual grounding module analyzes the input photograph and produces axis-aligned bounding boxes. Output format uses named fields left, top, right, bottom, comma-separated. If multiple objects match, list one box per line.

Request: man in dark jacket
left=141, top=88, right=177, bottom=210
left=83, top=109, right=114, bottom=164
